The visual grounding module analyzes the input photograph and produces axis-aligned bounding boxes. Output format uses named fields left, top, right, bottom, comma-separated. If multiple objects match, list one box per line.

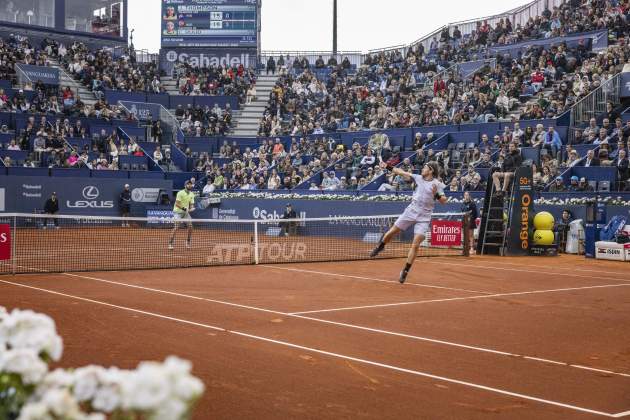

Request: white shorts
left=173, top=211, right=192, bottom=226
left=394, top=212, right=430, bottom=236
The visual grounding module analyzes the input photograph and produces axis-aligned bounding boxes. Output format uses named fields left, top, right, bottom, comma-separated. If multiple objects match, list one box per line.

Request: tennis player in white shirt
left=370, top=161, right=447, bottom=283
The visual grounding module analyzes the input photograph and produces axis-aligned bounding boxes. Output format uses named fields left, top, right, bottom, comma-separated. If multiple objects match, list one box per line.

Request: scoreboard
left=161, top=0, right=259, bottom=48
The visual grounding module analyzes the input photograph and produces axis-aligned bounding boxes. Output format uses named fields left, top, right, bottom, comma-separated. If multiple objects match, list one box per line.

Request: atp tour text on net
left=206, top=242, right=307, bottom=264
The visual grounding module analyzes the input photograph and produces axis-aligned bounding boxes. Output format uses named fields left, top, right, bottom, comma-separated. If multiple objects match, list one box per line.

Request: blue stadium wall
left=2, top=175, right=629, bottom=224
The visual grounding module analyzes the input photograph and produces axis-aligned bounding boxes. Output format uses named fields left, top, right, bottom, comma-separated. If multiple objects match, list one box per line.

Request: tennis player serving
left=370, top=161, right=447, bottom=283
left=168, top=180, right=195, bottom=250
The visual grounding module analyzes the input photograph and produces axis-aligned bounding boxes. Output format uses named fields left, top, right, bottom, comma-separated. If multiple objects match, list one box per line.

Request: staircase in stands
left=47, top=58, right=98, bottom=108
left=231, top=73, right=279, bottom=137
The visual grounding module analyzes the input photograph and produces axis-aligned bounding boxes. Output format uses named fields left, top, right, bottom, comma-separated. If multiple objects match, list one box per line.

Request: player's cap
left=124, top=184, right=130, bottom=188
left=570, top=176, right=578, bottom=182
left=286, top=203, right=291, bottom=206
left=580, top=177, right=586, bottom=182
left=556, top=176, right=563, bottom=181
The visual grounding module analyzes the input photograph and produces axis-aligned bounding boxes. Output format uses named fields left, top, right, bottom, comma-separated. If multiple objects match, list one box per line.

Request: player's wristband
left=434, top=192, right=443, bottom=200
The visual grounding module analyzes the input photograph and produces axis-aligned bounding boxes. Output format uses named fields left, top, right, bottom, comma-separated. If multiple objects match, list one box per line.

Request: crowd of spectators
left=258, top=0, right=629, bottom=138
left=0, top=113, right=153, bottom=170
left=172, top=61, right=256, bottom=101
left=174, top=103, right=233, bottom=137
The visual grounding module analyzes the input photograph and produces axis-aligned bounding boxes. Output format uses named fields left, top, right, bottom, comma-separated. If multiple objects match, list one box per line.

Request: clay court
left=0, top=254, right=629, bottom=419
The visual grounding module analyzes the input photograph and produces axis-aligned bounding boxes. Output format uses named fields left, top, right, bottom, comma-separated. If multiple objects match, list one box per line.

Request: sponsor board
left=21, top=183, right=43, bottom=199
left=207, top=242, right=307, bottom=264
left=159, top=48, right=257, bottom=73
left=212, top=207, right=239, bottom=220
left=0, top=224, right=10, bottom=260
left=430, top=220, right=463, bottom=246
left=132, top=188, right=162, bottom=203
left=67, top=186, right=115, bottom=209
left=252, top=206, right=306, bottom=221
left=147, top=209, right=175, bottom=224
left=15, top=64, right=60, bottom=85
left=595, top=241, right=629, bottom=261
left=119, top=101, right=161, bottom=122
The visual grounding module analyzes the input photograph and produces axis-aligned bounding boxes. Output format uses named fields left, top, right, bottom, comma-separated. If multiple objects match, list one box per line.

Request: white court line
left=288, top=283, right=630, bottom=315
left=612, top=411, right=630, bottom=418
left=431, top=257, right=630, bottom=277
left=29, top=272, right=630, bottom=379
left=0, top=278, right=624, bottom=419
left=421, top=260, right=630, bottom=284
left=262, top=265, right=493, bottom=294
left=62, top=273, right=285, bottom=316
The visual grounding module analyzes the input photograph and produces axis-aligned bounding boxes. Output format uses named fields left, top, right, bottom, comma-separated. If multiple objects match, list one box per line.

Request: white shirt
left=406, top=175, right=445, bottom=222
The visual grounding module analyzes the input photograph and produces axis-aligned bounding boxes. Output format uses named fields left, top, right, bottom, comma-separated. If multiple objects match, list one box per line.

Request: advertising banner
left=0, top=224, right=10, bottom=261
left=506, top=166, right=534, bottom=256
left=488, top=30, right=607, bottom=58
left=0, top=176, right=173, bottom=217
left=159, top=48, right=257, bottom=74
left=15, top=64, right=60, bottom=85
left=119, top=101, right=163, bottom=122
left=430, top=220, right=463, bottom=246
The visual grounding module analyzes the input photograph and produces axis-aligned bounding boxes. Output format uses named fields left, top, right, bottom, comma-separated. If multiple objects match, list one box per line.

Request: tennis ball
left=533, top=211, right=555, bottom=231
left=533, top=229, right=555, bottom=245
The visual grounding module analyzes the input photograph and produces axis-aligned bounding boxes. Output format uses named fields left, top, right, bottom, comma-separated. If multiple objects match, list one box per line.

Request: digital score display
left=161, top=0, right=258, bottom=48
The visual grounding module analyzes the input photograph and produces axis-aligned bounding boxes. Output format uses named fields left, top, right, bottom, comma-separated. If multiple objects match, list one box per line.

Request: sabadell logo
left=164, top=51, right=251, bottom=67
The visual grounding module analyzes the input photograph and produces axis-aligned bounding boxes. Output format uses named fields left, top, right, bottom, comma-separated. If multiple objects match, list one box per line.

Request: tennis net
left=0, top=212, right=469, bottom=274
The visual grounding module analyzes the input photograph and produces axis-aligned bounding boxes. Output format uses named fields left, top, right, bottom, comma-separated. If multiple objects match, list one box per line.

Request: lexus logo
left=82, top=186, right=100, bottom=200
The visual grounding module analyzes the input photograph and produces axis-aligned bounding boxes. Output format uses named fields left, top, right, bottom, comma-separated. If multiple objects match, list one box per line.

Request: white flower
left=0, top=348, right=48, bottom=384
left=18, top=389, right=100, bottom=420
left=172, top=375, right=204, bottom=401
left=91, top=385, right=123, bottom=413
left=90, top=368, right=125, bottom=413
left=152, top=398, right=188, bottom=420
left=41, top=388, right=82, bottom=418
left=16, top=402, right=51, bottom=420
left=3, top=309, right=63, bottom=361
left=122, top=362, right=171, bottom=411
left=35, top=368, right=76, bottom=397
left=72, top=365, right=106, bottom=402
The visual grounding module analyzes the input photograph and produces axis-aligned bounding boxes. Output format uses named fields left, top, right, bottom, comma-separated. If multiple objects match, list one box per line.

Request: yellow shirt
left=173, top=189, right=194, bottom=214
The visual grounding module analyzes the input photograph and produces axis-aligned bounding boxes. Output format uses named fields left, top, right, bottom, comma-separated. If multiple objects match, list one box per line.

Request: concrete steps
left=47, top=58, right=97, bottom=107
left=229, top=74, right=278, bottom=137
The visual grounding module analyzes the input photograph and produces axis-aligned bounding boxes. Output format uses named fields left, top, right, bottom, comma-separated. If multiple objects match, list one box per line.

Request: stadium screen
left=161, top=0, right=258, bottom=48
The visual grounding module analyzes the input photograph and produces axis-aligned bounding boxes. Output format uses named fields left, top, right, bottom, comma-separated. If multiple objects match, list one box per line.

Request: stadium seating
left=0, top=0, right=628, bottom=198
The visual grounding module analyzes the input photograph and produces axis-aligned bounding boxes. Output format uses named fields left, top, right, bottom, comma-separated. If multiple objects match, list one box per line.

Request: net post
left=462, top=214, right=470, bottom=257
left=11, top=215, right=16, bottom=275
left=254, top=221, right=259, bottom=265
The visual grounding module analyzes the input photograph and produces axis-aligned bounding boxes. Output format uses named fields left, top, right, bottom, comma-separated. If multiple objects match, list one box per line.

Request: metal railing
left=568, top=73, right=621, bottom=143
left=14, top=65, right=32, bottom=88
left=259, top=51, right=363, bottom=68
left=51, top=60, right=91, bottom=100
left=418, top=58, right=497, bottom=97
left=388, top=0, right=566, bottom=57
left=117, top=101, right=184, bottom=146
left=117, top=126, right=165, bottom=173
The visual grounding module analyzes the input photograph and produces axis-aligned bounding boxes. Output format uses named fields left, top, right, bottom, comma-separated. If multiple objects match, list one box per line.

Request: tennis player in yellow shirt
left=168, top=180, right=195, bottom=250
